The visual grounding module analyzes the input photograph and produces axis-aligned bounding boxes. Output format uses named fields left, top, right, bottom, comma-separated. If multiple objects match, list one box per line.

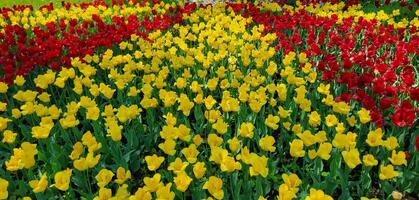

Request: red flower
left=392, top=100, right=416, bottom=127
left=380, top=97, right=399, bottom=110
left=401, top=66, right=416, bottom=87
left=410, top=88, right=419, bottom=102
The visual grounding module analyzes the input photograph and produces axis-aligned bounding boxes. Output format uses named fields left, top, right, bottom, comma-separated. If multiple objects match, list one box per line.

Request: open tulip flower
left=0, top=0, right=417, bottom=199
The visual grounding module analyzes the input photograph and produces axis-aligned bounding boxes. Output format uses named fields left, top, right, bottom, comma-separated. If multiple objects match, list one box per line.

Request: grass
left=0, top=0, right=91, bottom=9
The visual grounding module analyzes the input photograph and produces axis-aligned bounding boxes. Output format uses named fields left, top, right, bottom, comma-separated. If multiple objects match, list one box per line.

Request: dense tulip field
left=0, top=0, right=418, bottom=199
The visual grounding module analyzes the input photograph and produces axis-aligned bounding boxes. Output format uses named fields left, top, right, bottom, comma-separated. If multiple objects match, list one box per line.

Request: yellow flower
left=366, top=128, right=383, bottom=147
left=175, top=77, right=187, bottom=89
left=259, top=135, right=276, bottom=152
left=178, top=94, right=194, bottom=116
left=48, top=105, right=61, bottom=119
left=0, top=82, right=8, bottom=93
left=335, top=123, right=345, bottom=134
left=305, top=188, right=333, bottom=200
left=212, top=119, right=228, bottom=135
left=106, top=118, right=122, bottom=141
left=238, top=122, right=254, bottom=138
left=227, top=137, right=241, bottom=152
left=383, top=136, right=399, bottom=151
left=168, top=157, right=189, bottom=174
left=282, top=173, right=302, bottom=194
left=31, top=123, right=53, bottom=139
left=317, top=83, right=330, bottom=95
left=194, top=93, right=204, bottom=104
left=346, top=116, right=357, bottom=127
left=73, top=157, right=89, bottom=171
left=193, top=162, right=207, bottom=179
left=13, top=90, right=38, bottom=102
left=159, top=90, right=177, bottom=107
left=332, top=133, right=349, bottom=150
left=342, top=149, right=361, bottom=169
left=0, top=117, right=11, bottom=131
left=190, top=81, right=202, bottom=93
left=93, top=187, right=112, bottom=200
left=207, top=78, right=219, bottom=91
left=388, top=150, right=407, bottom=166
left=99, top=83, right=115, bottom=99
left=173, top=171, right=192, bottom=192
left=308, top=111, right=321, bottom=127
left=34, top=70, right=56, bottom=89
left=14, top=75, right=26, bottom=86
left=298, top=52, right=308, bottom=63
left=82, top=131, right=102, bottom=152
left=143, top=173, right=163, bottom=192
left=315, top=131, right=327, bottom=143
left=29, top=173, right=48, bottom=193
left=277, top=184, right=297, bottom=200
left=210, top=146, right=228, bottom=165
left=37, top=92, right=51, bottom=103
left=379, top=164, right=399, bottom=180
left=156, top=183, right=175, bottom=200
left=265, top=114, right=280, bottom=130
left=322, top=95, right=335, bottom=106
left=145, top=154, right=165, bottom=171
left=325, top=114, right=338, bottom=127
left=21, top=102, right=35, bottom=115
left=249, top=154, right=269, bottom=178
left=333, top=101, right=350, bottom=115
left=203, top=176, right=224, bottom=200
left=290, top=139, right=305, bottom=158
left=317, top=143, right=332, bottom=160
left=86, top=107, right=100, bottom=121
left=358, top=108, right=371, bottom=124
left=193, top=135, right=203, bottom=146
left=2, top=130, right=17, bottom=144
left=0, top=102, right=6, bottom=112
left=276, top=83, right=287, bottom=102
left=220, top=94, right=240, bottom=112
left=11, top=108, right=22, bottom=119
left=308, top=149, right=317, bottom=160
left=158, top=139, right=177, bottom=156
left=127, top=86, right=140, bottom=97
left=278, top=106, right=291, bottom=118
left=297, top=131, right=317, bottom=147
left=5, top=142, right=37, bottom=171
left=220, top=155, right=242, bottom=173
left=115, top=167, right=131, bottom=185
left=95, top=169, right=114, bottom=188
left=130, top=187, right=152, bottom=200
left=0, top=178, right=8, bottom=200
left=163, top=112, right=177, bottom=126
left=177, top=124, right=191, bottom=142
left=204, top=109, right=222, bottom=123
left=362, top=154, right=378, bottom=167
left=59, top=114, right=80, bottom=129
left=52, top=168, right=72, bottom=191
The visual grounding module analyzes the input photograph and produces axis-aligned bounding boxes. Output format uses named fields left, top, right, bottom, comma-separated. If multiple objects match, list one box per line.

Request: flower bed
left=0, top=1, right=417, bottom=199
